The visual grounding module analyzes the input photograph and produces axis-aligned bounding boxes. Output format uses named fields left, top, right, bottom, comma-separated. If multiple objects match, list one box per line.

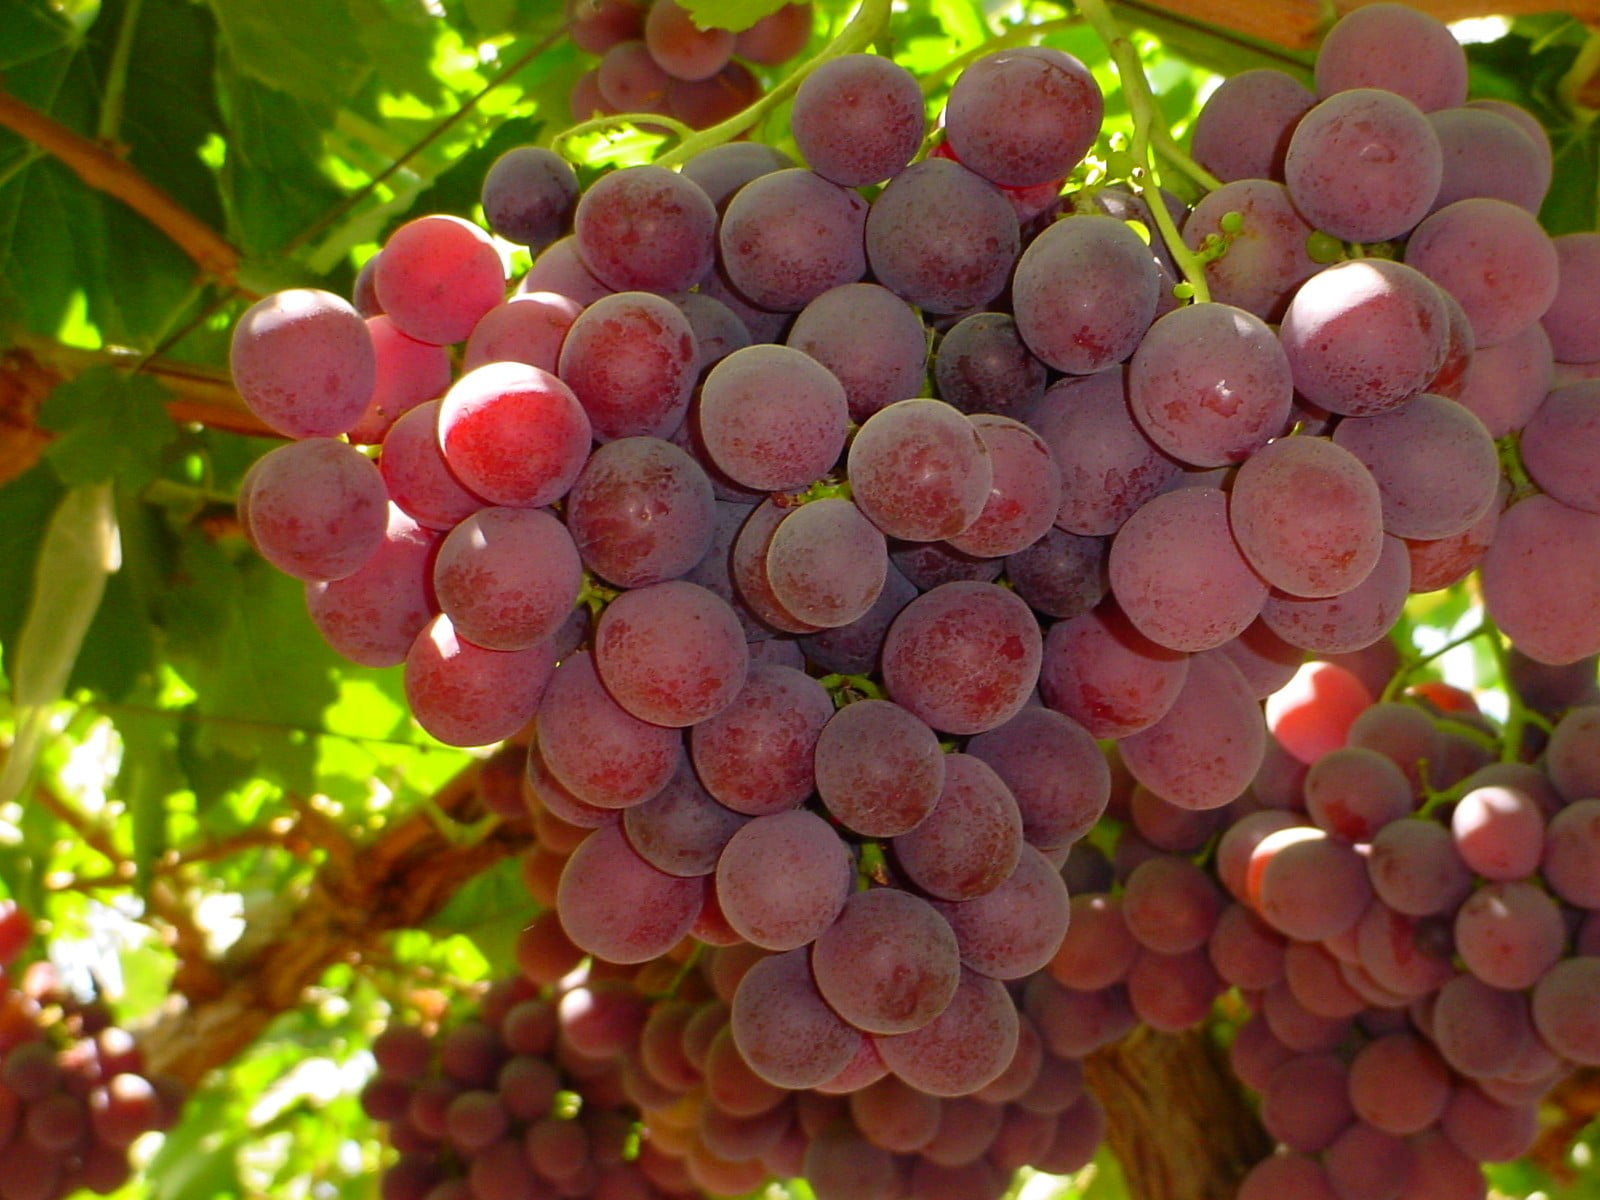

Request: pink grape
left=433, top=506, right=582, bottom=652
left=375, top=214, right=507, bottom=346
left=880, top=581, right=1042, bottom=736
left=593, top=580, right=749, bottom=727
left=437, top=362, right=591, bottom=509
left=403, top=614, right=554, bottom=747
left=229, top=288, right=375, bottom=438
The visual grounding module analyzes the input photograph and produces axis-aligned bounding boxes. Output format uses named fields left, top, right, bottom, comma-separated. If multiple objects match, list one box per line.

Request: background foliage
left=2, top=0, right=1599, bottom=1196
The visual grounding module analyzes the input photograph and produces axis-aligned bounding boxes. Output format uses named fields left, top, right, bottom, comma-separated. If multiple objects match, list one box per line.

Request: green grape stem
left=1380, top=621, right=1491, bottom=703
left=552, top=111, right=697, bottom=153
left=651, top=0, right=895, bottom=169
left=1074, top=0, right=1213, bottom=304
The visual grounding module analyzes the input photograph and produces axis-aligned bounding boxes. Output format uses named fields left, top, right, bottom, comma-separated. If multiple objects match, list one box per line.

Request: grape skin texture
left=621, top=760, right=748, bottom=877
left=1038, top=602, right=1190, bottom=739
left=1183, top=181, right=1319, bottom=324
left=1109, top=486, right=1269, bottom=653
left=534, top=651, right=683, bottom=809
left=813, top=699, right=946, bottom=838
left=812, top=888, right=963, bottom=1036
left=766, top=498, right=888, bottom=629
left=1531, top=957, right=1600, bottom=1065
left=933, top=311, right=1047, bottom=418
left=1277, top=259, right=1450, bottom=417
left=1248, top=826, right=1372, bottom=942
left=966, top=704, right=1111, bottom=849
left=864, top=158, right=1021, bottom=315
left=563, top=436, right=716, bottom=589
left=555, top=822, right=704, bottom=964
left=479, top=146, right=578, bottom=249
left=946, top=415, right=1061, bottom=559
left=573, top=164, right=716, bottom=294
left=1118, top=650, right=1265, bottom=811
left=892, top=754, right=1023, bottom=901
left=847, top=398, right=993, bottom=542
left=557, top=290, right=699, bottom=442
left=1012, top=214, right=1160, bottom=375
left=881, top=581, right=1043, bottom=736
left=941, top=46, right=1102, bottom=187
left=731, top=948, right=860, bottom=1089
left=433, top=506, right=581, bottom=653
left=872, top=968, right=1020, bottom=1098
left=1541, top=232, right=1600, bottom=362
left=437, top=362, right=592, bottom=509
left=230, top=288, right=375, bottom=439
left=1312, top=1, right=1467, bottom=111
left=1259, top=532, right=1413, bottom=656
left=593, top=580, right=749, bottom=728
left=1027, top=370, right=1180, bottom=536
left=719, top=168, right=869, bottom=311
left=790, top=53, right=925, bottom=187
left=1284, top=88, right=1442, bottom=244
left=1332, top=393, right=1500, bottom=540
left=306, top=506, right=438, bottom=668
left=1404, top=197, right=1560, bottom=347
left=1544, top=799, right=1600, bottom=907
left=402, top=614, right=554, bottom=748
left=1480, top=494, right=1600, bottom=665
left=1128, top=302, right=1293, bottom=467
left=1188, top=68, right=1314, bottom=183
left=715, top=809, right=853, bottom=951
left=1228, top=434, right=1384, bottom=598
left=697, top=343, right=848, bottom=492
left=462, top=292, right=581, bottom=375
left=932, top=844, right=1071, bottom=980
left=690, top=663, right=835, bottom=816
left=374, top=214, right=507, bottom=346
left=786, top=283, right=927, bottom=423
left=1428, top=106, right=1551, bottom=214
left=246, top=438, right=389, bottom=583
left=1520, top=381, right=1600, bottom=513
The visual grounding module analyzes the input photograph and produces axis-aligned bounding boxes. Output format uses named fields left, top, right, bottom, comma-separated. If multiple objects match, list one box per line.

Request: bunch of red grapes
left=225, top=1, right=1600, bottom=1195
left=0, top=903, right=184, bottom=1200
left=565, top=0, right=814, bottom=131
left=370, top=918, right=1103, bottom=1200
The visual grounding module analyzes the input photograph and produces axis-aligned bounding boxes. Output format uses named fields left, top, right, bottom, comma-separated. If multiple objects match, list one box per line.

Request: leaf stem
left=0, top=88, right=240, bottom=284
left=1074, top=0, right=1211, bottom=303
left=651, top=0, right=895, bottom=169
left=96, top=0, right=144, bottom=145
left=280, top=22, right=568, bottom=257
left=1380, top=621, right=1490, bottom=703
left=551, top=111, right=697, bottom=156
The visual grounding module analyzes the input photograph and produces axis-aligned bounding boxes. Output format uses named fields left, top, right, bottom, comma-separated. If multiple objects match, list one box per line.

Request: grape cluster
left=372, top=921, right=1103, bottom=1200
left=0, top=903, right=184, bottom=1200
left=565, top=0, right=813, bottom=132
left=1202, top=664, right=1598, bottom=1199
left=223, top=0, right=1600, bottom=1194
left=365, top=958, right=673, bottom=1200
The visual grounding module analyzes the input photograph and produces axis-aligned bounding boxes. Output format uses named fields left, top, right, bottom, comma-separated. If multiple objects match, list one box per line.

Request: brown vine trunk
left=1088, top=1025, right=1273, bottom=1200
left=139, top=758, right=531, bottom=1089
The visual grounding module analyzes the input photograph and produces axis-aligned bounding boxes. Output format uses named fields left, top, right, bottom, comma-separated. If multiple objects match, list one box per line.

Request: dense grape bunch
left=0, top=907, right=185, bottom=1200
left=218, top=3, right=1600, bottom=1198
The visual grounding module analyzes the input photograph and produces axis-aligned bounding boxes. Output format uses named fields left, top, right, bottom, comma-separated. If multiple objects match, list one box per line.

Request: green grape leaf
left=217, top=70, right=346, bottom=259
left=205, top=0, right=370, bottom=104
left=0, top=481, right=118, bottom=807
left=426, top=855, right=533, bottom=971
left=394, top=115, right=546, bottom=230
left=116, top=703, right=182, bottom=890
left=680, top=0, right=791, bottom=34
left=40, top=367, right=176, bottom=490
